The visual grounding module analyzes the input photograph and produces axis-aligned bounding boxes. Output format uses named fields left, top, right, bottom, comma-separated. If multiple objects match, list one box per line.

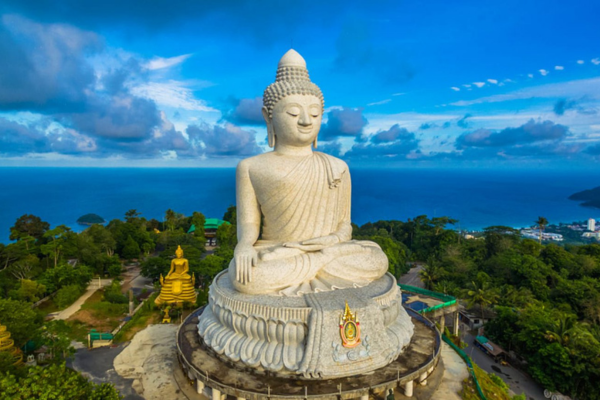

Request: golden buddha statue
left=155, top=245, right=197, bottom=306
left=0, top=322, right=23, bottom=366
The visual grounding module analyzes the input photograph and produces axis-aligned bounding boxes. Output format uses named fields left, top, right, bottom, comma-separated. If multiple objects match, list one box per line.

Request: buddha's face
left=267, top=94, right=322, bottom=148
left=176, top=248, right=183, bottom=258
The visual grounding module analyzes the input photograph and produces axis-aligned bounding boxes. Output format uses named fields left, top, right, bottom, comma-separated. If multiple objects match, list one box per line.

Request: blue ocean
left=1, top=167, right=599, bottom=243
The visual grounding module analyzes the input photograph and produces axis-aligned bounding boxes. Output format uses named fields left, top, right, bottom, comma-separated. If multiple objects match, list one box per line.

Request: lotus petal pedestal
left=197, top=271, right=414, bottom=379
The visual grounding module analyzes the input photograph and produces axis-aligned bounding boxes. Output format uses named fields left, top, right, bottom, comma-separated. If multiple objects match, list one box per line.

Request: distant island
left=569, top=186, right=600, bottom=209
left=77, top=213, right=106, bottom=225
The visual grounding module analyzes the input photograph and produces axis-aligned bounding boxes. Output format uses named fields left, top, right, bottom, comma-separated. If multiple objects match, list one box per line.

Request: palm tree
left=419, top=260, right=444, bottom=290
left=165, top=209, right=177, bottom=232
left=535, top=216, right=548, bottom=244
left=463, top=281, right=499, bottom=320
left=545, top=315, right=597, bottom=349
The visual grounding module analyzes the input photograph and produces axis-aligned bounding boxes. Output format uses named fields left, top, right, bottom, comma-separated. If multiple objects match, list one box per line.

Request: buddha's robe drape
left=230, top=152, right=388, bottom=296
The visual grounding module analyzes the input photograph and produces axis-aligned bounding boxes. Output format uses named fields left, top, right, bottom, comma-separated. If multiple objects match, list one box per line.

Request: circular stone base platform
left=197, top=272, right=415, bottom=379
left=177, top=307, right=442, bottom=400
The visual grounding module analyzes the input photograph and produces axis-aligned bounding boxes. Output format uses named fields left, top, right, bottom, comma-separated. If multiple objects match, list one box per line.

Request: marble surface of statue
left=230, top=49, right=388, bottom=296
left=155, top=245, right=196, bottom=306
left=198, top=50, right=414, bottom=379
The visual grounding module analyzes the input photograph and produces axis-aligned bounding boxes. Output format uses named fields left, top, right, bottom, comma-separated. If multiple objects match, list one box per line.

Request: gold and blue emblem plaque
left=339, top=301, right=361, bottom=348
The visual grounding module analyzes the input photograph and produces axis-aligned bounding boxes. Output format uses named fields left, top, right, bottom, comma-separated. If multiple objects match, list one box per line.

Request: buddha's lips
left=297, top=127, right=313, bottom=134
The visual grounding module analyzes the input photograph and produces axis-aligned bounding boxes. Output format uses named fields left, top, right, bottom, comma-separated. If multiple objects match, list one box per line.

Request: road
left=398, top=263, right=424, bottom=288
left=69, top=343, right=143, bottom=400
left=121, top=263, right=153, bottom=297
left=462, top=331, right=545, bottom=400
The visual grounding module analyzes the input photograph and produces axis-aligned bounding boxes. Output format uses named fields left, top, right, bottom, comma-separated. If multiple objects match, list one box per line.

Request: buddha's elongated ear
left=262, top=106, right=275, bottom=148
left=313, top=136, right=317, bottom=149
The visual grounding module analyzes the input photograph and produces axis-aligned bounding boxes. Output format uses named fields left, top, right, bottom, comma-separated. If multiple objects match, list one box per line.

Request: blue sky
left=1, top=0, right=600, bottom=168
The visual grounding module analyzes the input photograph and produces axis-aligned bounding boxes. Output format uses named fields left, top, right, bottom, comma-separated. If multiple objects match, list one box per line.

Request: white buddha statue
left=229, top=49, right=388, bottom=296
left=198, top=50, right=414, bottom=379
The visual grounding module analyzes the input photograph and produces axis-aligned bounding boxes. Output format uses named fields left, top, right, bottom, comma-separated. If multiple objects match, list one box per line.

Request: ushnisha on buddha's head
left=175, top=245, right=183, bottom=258
left=262, top=49, right=325, bottom=149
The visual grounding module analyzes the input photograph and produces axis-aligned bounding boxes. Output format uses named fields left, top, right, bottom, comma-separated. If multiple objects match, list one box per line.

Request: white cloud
left=539, top=69, right=549, bottom=76
left=367, top=99, right=391, bottom=106
left=577, top=60, right=585, bottom=64
left=450, top=77, right=600, bottom=107
left=473, top=82, right=485, bottom=88
left=450, top=87, right=460, bottom=91
left=527, top=74, right=534, bottom=78
left=130, top=80, right=217, bottom=112
left=555, top=65, right=564, bottom=70
left=592, top=58, right=600, bottom=65
left=392, top=92, right=406, bottom=96
left=463, top=84, right=472, bottom=88
left=145, top=54, right=193, bottom=70
left=487, top=79, right=498, bottom=84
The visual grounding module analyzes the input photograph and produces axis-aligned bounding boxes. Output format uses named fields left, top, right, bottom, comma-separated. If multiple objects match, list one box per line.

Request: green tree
left=223, top=205, right=237, bottom=224
left=535, top=216, right=549, bottom=244
left=140, top=257, right=170, bottom=281
left=544, top=314, right=596, bottom=349
left=0, top=298, right=42, bottom=348
left=370, top=236, right=407, bottom=278
left=165, top=209, right=177, bottom=232
left=124, top=209, right=141, bottom=224
left=8, top=254, right=40, bottom=280
left=419, top=261, right=444, bottom=290
left=0, top=240, right=31, bottom=271
left=39, top=264, right=92, bottom=293
left=0, top=363, right=122, bottom=399
left=9, top=279, right=46, bottom=302
left=41, top=225, right=70, bottom=268
left=9, top=214, right=49, bottom=241
left=463, top=280, right=499, bottom=319
left=85, top=224, right=116, bottom=257
left=198, top=255, right=227, bottom=279
left=41, top=320, right=75, bottom=360
left=122, top=235, right=141, bottom=260
left=216, top=223, right=237, bottom=249
left=191, top=211, right=206, bottom=244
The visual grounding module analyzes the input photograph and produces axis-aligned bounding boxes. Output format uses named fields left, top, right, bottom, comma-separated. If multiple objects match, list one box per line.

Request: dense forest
left=354, top=219, right=600, bottom=400
left=1, top=211, right=599, bottom=399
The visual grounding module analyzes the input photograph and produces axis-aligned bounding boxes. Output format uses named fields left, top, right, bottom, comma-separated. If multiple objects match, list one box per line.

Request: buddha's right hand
left=234, top=245, right=258, bottom=285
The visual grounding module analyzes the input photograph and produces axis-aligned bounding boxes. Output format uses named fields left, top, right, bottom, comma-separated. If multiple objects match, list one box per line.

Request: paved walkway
left=434, top=342, right=469, bottom=400
left=50, top=279, right=112, bottom=320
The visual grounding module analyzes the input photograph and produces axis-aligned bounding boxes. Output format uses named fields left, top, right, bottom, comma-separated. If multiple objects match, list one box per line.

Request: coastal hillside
left=569, top=186, right=600, bottom=209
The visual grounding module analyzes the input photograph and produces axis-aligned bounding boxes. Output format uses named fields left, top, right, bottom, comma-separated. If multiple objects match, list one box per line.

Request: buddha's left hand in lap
left=283, top=234, right=340, bottom=252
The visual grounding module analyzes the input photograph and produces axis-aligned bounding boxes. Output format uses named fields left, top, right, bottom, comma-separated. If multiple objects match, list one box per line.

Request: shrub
left=107, top=263, right=122, bottom=278
left=103, top=282, right=128, bottom=304
left=55, top=285, right=84, bottom=309
left=488, top=373, right=510, bottom=393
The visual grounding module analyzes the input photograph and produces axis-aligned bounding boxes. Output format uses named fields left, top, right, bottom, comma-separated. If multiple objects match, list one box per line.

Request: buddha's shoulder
left=236, top=153, right=271, bottom=171
left=314, top=151, right=349, bottom=172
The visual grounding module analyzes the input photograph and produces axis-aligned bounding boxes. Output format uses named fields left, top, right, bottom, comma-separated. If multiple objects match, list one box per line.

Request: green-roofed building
left=188, top=218, right=230, bottom=246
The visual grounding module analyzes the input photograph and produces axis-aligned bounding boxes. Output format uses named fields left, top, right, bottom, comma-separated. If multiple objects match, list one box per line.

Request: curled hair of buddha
left=263, top=50, right=325, bottom=120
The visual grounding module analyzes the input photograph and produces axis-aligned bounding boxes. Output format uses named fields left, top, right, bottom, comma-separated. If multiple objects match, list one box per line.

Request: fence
left=442, top=334, right=487, bottom=400
left=399, top=284, right=457, bottom=314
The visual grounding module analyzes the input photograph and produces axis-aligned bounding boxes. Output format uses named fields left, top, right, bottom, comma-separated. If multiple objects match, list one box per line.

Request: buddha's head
left=262, top=50, right=324, bottom=149
left=175, top=245, right=184, bottom=259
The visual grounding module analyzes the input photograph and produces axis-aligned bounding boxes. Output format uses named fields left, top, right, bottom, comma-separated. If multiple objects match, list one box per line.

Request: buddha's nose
left=298, top=110, right=312, bottom=126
